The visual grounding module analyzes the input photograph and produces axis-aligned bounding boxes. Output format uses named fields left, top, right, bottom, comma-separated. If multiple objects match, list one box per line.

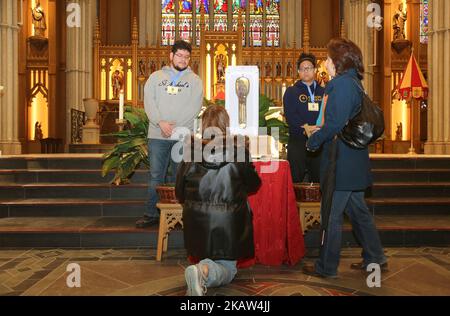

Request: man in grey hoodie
left=137, top=40, right=203, bottom=228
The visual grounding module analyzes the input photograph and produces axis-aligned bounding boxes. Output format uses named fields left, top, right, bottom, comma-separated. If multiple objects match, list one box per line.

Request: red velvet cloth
left=238, top=160, right=305, bottom=267
left=189, top=160, right=306, bottom=267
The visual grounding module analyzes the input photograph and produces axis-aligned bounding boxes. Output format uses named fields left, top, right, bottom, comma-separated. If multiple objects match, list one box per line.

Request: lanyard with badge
left=306, top=82, right=319, bottom=112
left=167, top=69, right=185, bottom=95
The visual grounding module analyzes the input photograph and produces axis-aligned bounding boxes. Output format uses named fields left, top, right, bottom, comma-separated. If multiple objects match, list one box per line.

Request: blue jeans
left=146, top=138, right=181, bottom=218
left=315, top=191, right=387, bottom=277
left=199, top=259, right=237, bottom=288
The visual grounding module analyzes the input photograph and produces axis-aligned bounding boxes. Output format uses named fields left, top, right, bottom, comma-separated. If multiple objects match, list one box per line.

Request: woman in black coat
left=176, top=105, right=261, bottom=296
left=303, top=38, right=387, bottom=278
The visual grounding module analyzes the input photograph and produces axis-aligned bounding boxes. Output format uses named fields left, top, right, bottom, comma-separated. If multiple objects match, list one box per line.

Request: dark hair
left=297, top=53, right=317, bottom=71
left=172, top=40, right=192, bottom=55
left=327, top=38, right=364, bottom=79
left=201, top=105, right=230, bottom=136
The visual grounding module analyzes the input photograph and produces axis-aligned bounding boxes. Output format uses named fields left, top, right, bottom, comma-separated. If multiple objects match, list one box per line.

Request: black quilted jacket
left=175, top=136, right=261, bottom=260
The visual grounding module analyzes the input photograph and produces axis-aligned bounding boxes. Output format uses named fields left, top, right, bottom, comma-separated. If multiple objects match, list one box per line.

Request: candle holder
left=116, top=119, right=126, bottom=132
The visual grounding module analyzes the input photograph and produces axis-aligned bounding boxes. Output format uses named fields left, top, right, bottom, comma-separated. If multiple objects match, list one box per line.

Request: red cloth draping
left=188, top=160, right=306, bottom=267
left=238, top=160, right=305, bottom=267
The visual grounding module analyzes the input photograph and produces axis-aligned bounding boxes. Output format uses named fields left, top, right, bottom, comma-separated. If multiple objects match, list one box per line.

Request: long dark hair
left=201, top=105, right=230, bottom=136
left=327, top=38, right=364, bottom=80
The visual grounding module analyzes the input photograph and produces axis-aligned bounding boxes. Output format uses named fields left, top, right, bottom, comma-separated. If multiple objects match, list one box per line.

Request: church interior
left=0, top=0, right=449, bottom=297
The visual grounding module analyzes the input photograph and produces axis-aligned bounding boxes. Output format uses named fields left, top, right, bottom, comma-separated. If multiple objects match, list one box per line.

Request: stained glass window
left=265, top=0, right=279, bottom=47
left=420, top=0, right=429, bottom=44
left=196, top=16, right=210, bottom=46
left=160, top=0, right=280, bottom=47
left=214, top=0, right=228, bottom=32
left=196, top=0, right=209, bottom=13
left=162, top=0, right=176, bottom=46
left=232, top=0, right=247, bottom=45
left=249, top=0, right=263, bottom=46
left=178, top=1, right=193, bottom=42
left=162, top=0, right=175, bottom=13
left=179, top=0, right=193, bottom=13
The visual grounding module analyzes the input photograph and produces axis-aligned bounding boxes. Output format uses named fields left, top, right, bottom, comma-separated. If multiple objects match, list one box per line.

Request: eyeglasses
left=299, top=66, right=315, bottom=73
left=174, top=53, right=191, bottom=60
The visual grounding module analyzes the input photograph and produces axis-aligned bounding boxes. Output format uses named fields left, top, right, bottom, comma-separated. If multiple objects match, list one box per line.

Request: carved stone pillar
left=424, top=0, right=450, bottom=154
left=346, top=0, right=375, bottom=98
left=0, top=0, right=22, bottom=154
left=66, top=0, right=97, bottom=143
left=139, top=0, right=162, bottom=47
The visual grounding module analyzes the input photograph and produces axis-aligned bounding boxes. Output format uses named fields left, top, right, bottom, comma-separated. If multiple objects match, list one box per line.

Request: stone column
left=424, top=0, right=450, bottom=154
left=346, top=0, right=375, bottom=98
left=280, top=0, right=302, bottom=48
left=65, top=0, right=97, bottom=143
left=140, top=0, right=162, bottom=47
left=0, top=0, right=22, bottom=155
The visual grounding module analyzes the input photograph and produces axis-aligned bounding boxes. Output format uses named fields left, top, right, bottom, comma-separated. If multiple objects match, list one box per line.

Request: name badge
left=167, top=86, right=179, bottom=95
left=308, top=102, right=319, bottom=112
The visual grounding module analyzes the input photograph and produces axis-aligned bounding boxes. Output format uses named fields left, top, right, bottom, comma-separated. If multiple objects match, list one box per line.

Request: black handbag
left=339, top=80, right=385, bottom=149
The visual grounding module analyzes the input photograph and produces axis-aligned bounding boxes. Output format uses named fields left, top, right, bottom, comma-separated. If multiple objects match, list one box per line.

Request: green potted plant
left=102, top=105, right=149, bottom=185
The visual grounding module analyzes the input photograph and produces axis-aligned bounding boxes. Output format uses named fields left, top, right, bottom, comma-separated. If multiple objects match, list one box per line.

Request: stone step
left=0, top=199, right=146, bottom=218
left=368, top=182, right=450, bottom=198
left=367, top=197, right=450, bottom=215
left=0, top=215, right=447, bottom=248
left=0, top=169, right=148, bottom=184
left=372, top=169, right=450, bottom=182
left=2, top=168, right=450, bottom=184
left=1, top=195, right=448, bottom=219
left=369, top=156, right=450, bottom=170
left=0, top=183, right=149, bottom=200
left=1, top=155, right=450, bottom=171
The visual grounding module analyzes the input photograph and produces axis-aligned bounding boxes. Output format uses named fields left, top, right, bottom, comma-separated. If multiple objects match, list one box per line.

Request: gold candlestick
left=116, top=119, right=126, bottom=132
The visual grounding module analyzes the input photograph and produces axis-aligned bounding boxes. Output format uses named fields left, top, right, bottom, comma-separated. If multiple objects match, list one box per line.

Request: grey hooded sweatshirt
left=144, top=66, right=203, bottom=140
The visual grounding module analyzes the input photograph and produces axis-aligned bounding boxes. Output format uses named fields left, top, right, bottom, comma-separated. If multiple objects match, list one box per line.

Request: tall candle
left=119, top=90, right=124, bottom=120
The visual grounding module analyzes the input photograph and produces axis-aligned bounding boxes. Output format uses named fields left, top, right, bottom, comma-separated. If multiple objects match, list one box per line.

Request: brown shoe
left=135, top=215, right=159, bottom=228
left=302, top=264, right=338, bottom=279
left=350, top=262, right=388, bottom=272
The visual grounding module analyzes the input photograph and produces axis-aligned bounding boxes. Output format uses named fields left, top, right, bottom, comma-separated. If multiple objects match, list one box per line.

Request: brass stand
left=115, top=119, right=126, bottom=132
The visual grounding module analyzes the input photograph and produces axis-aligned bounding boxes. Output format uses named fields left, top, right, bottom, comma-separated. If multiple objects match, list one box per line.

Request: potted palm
left=102, top=105, right=149, bottom=185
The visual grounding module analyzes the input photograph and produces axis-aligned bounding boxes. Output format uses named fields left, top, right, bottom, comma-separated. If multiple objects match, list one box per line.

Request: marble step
left=368, top=182, right=450, bottom=198
left=0, top=215, right=448, bottom=248
left=0, top=183, right=149, bottom=200
left=0, top=199, right=147, bottom=218
left=2, top=168, right=450, bottom=184
left=1, top=155, right=450, bottom=170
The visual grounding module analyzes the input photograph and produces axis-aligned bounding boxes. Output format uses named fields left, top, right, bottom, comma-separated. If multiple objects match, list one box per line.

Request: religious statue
left=265, top=63, right=272, bottom=77
left=111, top=70, right=124, bottom=100
left=216, top=55, right=226, bottom=83
left=34, top=122, right=43, bottom=141
left=276, top=62, right=282, bottom=77
left=31, top=1, right=47, bottom=37
left=286, top=62, right=293, bottom=78
left=236, top=76, right=250, bottom=129
left=150, top=61, right=156, bottom=74
left=393, top=3, right=407, bottom=41
left=395, top=122, right=403, bottom=141
left=138, top=60, right=146, bottom=77
left=193, top=61, right=199, bottom=74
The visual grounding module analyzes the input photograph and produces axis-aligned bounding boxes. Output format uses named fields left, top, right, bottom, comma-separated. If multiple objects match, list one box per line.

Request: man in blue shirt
left=283, top=53, right=325, bottom=183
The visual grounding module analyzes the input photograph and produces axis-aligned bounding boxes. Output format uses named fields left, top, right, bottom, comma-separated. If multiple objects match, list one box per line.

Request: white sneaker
left=185, top=264, right=207, bottom=296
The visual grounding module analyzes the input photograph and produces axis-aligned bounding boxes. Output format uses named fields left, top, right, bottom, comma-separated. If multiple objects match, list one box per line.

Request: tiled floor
left=0, top=247, right=449, bottom=296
